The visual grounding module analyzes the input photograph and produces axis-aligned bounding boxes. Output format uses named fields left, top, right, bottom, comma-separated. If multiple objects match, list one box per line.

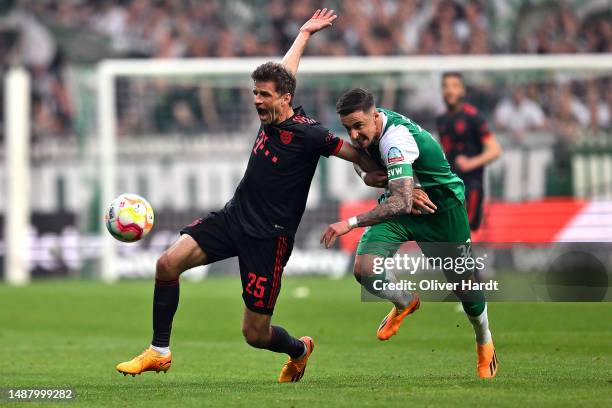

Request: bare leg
left=241, top=308, right=305, bottom=358
left=353, top=254, right=413, bottom=309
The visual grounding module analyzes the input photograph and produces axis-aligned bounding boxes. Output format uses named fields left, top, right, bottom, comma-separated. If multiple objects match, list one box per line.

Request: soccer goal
left=4, top=54, right=612, bottom=284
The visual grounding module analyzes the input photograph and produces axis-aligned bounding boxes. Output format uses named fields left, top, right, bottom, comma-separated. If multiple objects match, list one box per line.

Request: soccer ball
left=104, top=193, right=154, bottom=242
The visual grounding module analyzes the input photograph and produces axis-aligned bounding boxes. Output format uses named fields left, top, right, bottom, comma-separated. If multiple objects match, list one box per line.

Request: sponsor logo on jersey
left=279, top=130, right=293, bottom=145
left=387, top=146, right=405, bottom=164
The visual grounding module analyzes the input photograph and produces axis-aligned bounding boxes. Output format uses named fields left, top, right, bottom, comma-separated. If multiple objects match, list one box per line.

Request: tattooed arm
left=320, top=176, right=414, bottom=248
left=355, top=177, right=414, bottom=227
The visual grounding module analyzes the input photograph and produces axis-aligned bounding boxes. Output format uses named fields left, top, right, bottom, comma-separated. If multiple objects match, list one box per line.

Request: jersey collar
left=273, top=105, right=305, bottom=128
left=377, top=109, right=388, bottom=141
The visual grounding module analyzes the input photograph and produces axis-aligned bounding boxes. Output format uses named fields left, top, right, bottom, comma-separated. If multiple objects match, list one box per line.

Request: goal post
left=96, top=54, right=612, bottom=282
left=98, top=63, right=119, bottom=283
left=4, top=68, right=31, bottom=286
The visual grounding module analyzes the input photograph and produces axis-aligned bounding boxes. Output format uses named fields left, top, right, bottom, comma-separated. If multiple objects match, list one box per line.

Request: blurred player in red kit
left=436, top=72, right=502, bottom=231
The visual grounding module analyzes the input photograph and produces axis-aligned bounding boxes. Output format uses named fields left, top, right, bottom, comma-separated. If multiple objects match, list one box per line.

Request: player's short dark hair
left=335, top=88, right=375, bottom=116
left=442, top=71, right=464, bottom=84
left=251, top=62, right=296, bottom=100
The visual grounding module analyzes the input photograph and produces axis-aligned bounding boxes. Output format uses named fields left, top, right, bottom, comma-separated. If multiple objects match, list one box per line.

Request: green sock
left=460, top=290, right=486, bottom=317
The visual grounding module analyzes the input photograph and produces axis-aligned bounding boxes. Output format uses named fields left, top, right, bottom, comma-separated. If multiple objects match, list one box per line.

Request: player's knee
left=353, top=258, right=362, bottom=282
left=241, top=324, right=270, bottom=348
left=353, top=256, right=372, bottom=283
left=155, top=253, right=180, bottom=280
left=352, top=262, right=363, bottom=284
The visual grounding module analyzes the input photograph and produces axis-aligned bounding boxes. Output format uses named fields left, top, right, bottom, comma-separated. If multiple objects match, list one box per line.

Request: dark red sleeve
left=474, top=113, right=493, bottom=143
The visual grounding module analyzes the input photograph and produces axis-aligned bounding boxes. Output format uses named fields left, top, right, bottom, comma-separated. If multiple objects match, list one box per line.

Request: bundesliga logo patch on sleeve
left=387, top=147, right=405, bottom=164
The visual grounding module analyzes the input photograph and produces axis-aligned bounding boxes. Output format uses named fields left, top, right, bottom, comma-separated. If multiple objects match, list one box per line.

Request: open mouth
left=256, top=107, right=268, bottom=119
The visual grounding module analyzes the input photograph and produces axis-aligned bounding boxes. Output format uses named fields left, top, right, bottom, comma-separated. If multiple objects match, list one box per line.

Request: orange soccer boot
left=376, top=292, right=420, bottom=341
left=278, top=336, right=314, bottom=383
left=116, top=347, right=172, bottom=376
left=477, top=341, right=498, bottom=378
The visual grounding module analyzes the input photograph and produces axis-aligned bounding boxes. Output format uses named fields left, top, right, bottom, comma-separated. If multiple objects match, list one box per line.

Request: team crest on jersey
left=387, top=147, right=404, bottom=164
left=455, top=119, right=466, bottom=134
left=279, top=130, right=293, bottom=145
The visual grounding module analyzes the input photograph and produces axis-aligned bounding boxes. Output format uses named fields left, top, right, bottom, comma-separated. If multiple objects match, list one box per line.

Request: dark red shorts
left=180, top=210, right=293, bottom=315
left=464, top=184, right=484, bottom=231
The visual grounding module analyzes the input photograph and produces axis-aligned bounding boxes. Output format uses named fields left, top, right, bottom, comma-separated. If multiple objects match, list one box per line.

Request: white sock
left=467, top=305, right=492, bottom=345
left=151, top=345, right=170, bottom=355
left=370, top=271, right=414, bottom=310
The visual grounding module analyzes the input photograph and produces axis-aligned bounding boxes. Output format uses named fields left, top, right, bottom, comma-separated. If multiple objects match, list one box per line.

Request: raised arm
left=281, top=8, right=337, bottom=76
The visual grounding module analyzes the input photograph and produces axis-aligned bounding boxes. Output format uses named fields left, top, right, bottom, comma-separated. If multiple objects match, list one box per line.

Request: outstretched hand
left=300, top=8, right=337, bottom=35
left=320, top=220, right=351, bottom=249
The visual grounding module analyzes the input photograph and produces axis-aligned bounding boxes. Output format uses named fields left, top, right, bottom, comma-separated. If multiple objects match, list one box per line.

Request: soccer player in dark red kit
left=116, top=9, right=376, bottom=383
left=436, top=72, right=502, bottom=231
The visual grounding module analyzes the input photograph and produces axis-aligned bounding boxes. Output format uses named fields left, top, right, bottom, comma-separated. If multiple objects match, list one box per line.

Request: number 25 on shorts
left=245, top=272, right=267, bottom=299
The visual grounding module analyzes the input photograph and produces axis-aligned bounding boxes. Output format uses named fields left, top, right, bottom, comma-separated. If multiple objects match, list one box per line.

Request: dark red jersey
left=436, top=103, right=493, bottom=185
left=225, top=106, right=343, bottom=238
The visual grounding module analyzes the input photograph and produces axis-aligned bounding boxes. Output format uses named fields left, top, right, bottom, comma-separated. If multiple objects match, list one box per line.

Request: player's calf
left=241, top=308, right=305, bottom=356
left=241, top=317, right=273, bottom=348
left=116, top=235, right=208, bottom=376
left=354, top=254, right=414, bottom=309
left=241, top=308, right=312, bottom=382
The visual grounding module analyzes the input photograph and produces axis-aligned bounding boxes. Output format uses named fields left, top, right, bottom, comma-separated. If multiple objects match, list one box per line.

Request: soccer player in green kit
left=321, top=88, right=498, bottom=379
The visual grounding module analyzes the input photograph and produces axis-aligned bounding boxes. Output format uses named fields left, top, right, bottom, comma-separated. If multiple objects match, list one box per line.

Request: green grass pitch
left=1, top=277, right=610, bottom=407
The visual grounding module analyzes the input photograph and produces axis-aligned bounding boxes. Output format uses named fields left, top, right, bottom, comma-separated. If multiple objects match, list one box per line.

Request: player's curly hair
left=251, top=62, right=296, bottom=101
left=335, top=88, right=375, bottom=116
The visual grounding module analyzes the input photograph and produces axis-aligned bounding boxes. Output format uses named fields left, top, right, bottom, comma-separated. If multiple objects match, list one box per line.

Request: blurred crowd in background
left=0, top=0, right=610, bottom=142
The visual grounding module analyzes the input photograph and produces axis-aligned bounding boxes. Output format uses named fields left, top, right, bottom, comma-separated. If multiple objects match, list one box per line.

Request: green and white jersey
left=367, top=108, right=465, bottom=211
